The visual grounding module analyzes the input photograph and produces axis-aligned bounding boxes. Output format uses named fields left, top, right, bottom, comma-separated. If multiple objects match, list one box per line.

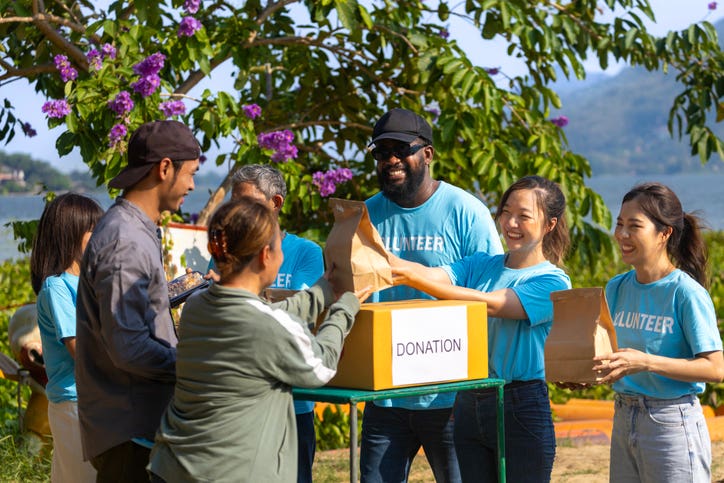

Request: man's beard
left=377, top=162, right=426, bottom=206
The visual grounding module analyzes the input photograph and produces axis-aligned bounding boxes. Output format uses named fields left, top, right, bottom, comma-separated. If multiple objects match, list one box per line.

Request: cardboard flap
left=544, top=287, right=618, bottom=383
left=324, top=198, right=393, bottom=293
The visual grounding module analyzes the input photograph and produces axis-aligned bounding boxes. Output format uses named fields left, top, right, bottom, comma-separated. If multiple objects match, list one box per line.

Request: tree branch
left=0, top=62, right=55, bottom=82
left=31, top=0, right=89, bottom=70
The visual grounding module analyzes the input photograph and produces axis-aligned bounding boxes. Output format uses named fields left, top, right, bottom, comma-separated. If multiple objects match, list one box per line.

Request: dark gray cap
left=109, top=120, right=201, bottom=189
left=370, top=108, right=433, bottom=146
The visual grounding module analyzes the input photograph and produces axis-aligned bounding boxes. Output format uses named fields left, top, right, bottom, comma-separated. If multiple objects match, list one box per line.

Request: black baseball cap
left=109, top=120, right=201, bottom=189
left=370, top=108, right=433, bottom=146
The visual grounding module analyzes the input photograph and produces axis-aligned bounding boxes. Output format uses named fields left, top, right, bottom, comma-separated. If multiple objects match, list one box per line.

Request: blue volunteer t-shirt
left=37, top=272, right=80, bottom=404
left=606, top=269, right=722, bottom=399
left=444, top=253, right=571, bottom=382
left=366, top=182, right=504, bottom=409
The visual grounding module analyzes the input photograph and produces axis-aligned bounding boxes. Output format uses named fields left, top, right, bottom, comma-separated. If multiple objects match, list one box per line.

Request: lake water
left=1, top=172, right=723, bottom=261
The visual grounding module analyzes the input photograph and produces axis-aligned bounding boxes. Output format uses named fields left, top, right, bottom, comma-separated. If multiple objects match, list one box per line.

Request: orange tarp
left=314, top=399, right=724, bottom=443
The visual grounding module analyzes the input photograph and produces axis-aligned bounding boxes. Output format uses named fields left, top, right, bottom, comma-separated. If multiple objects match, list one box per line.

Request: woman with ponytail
left=593, top=182, right=724, bottom=483
left=149, top=197, right=370, bottom=483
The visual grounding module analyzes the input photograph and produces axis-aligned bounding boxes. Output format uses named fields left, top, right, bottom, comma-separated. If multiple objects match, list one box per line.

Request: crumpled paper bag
left=323, top=198, right=392, bottom=293
left=544, top=287, right=618, bottom=383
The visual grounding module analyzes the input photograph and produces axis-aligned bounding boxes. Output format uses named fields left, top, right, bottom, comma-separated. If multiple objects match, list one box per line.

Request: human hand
left=204, top=269, right=220, bottom=283
left=391, top=265, right=415, bottom=287
left=592, top=348, right=649, bottom=384
left=354, top=285, right=372, bottom=304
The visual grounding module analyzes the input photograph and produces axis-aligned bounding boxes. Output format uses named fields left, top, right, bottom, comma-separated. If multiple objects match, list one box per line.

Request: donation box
left=327, top=299, right=488, bottom=390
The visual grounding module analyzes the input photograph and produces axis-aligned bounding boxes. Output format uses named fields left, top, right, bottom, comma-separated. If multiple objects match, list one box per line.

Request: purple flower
left=101, top=43, right=117, bottom=60
left=41, top=99, right=71, bottom=118
left=270, top=144, right=298, bottom=163
left=425, top=106, right=440, bottom=122
left=242, top=104, right=262, bottom=119
left=709, top=2, right=717, bottom=10
left=485, top=67, right=500, bottom=76
left=21, top=122, right=37, bottom=138
left=440, top=29, right=450, bottom=39
left=159, top=99, right=187, bottom=117
left=550, top=115, right=569, bottom=128
left=133, top=53, right=165, bottom=77
left=131, top=74, right=161, bottom=98
left=312, top=167, right=354, bottom=197
left=109, top=123, right=127, bottom=147
left=184, top=0, right=200, bottom=14
left=87, top=49, right=102, bottom=70
left=199, top=154, right=207, bottom=164
left=178, top=16, right=202, bottom=37
left=54, top=54, right=78, bottom=82
left=258, top=130, right=297, bottom=163
left=108, top=91, right=134, bottom=117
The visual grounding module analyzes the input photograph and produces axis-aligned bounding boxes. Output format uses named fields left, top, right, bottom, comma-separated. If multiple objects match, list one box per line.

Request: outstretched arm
left=390, top=255, right=528, bottom=319
left=593, top=349, right=724, bottom=384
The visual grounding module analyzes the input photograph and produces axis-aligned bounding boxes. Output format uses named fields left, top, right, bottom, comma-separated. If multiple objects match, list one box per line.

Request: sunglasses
left=370, top=143, right=426, bottom=161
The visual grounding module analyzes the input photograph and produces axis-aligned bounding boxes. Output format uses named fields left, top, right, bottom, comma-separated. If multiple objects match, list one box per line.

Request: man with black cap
left=361, top=108, right=503, bottom=482
left=76, top=120, right=200, bottom=481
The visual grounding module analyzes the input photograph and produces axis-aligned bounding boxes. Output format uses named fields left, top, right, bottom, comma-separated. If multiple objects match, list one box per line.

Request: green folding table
left=294, top=378, right=506, bottom=482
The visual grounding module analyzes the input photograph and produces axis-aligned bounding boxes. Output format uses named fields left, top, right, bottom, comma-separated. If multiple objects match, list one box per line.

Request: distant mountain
left=556, top=20, right=724, bottom=175
left=0, top=150, right=98, bottom=193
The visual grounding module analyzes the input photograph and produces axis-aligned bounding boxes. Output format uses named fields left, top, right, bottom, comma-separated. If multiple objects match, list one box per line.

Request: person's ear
left=158, top=158, right=174, bottom=181
left=661, top=226, right=673, bottom=241
left=270, top=194, right=284, bottom=212
left=547, top=217, right=558, bottom=233
left=423, top=145, right=434, bottom=166
left=259, top=243, right=272, bottom=268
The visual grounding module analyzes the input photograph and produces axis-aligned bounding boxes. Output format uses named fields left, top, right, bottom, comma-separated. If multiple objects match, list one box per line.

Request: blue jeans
left=360, top=402, right=461, bottom=483
left=453, top=380, right=555, bottom=483
left=610, top=393, right=711, bottom=483
left=296, top=411, right=316, bottom=483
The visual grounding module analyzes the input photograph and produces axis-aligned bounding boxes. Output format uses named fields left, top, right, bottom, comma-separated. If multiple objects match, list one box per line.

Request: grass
left=0, top=431, right=51, bottom=482
left=2, top=435, right=724, bottom=482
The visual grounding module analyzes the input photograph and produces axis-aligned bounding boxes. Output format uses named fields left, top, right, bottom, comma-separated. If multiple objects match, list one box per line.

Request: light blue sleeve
left=288, top=241, right=324, bottom=290
left=512, top=272, right=572, bottom=327
left=45, top=278, right=77, bottom=341
left=465, top=201, right=504, bottom=256
left=679, top=285, right=722, bottom=355
left=442, top=253, right=482, bottom=287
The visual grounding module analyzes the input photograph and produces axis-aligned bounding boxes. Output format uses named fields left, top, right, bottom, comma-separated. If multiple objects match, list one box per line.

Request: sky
left=1, top=1, right=723, bottom=174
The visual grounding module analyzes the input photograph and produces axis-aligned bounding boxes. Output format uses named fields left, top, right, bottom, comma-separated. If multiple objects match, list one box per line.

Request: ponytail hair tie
left=208, top=228, right=228, bottom=262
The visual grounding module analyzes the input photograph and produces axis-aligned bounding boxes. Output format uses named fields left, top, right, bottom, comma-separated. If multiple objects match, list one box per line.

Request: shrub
left=314, top=404, right=363, bottom=451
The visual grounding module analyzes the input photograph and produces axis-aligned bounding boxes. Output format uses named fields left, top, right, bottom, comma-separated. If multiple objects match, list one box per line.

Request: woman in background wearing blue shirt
left=392, top=175, right=571, bottom=482
left=31, top=193, right=103, bottom=483
left=593, top=183, right=724, bottom=483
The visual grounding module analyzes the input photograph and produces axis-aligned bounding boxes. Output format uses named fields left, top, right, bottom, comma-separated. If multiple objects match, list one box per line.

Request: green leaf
left=334, top=0, right=359, bottom=32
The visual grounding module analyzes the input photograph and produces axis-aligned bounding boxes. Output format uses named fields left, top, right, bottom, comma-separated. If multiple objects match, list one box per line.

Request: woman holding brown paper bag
left=592, top=183, right=724, bottom=483
left=149, top=198, right=371, bottom=482
left=391, top=175, right=571, bottom=483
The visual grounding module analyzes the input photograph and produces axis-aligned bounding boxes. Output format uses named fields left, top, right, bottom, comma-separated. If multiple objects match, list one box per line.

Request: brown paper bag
left=544, top=287, right=618, bottom=383
left=323, top=198, right=393, bottom=293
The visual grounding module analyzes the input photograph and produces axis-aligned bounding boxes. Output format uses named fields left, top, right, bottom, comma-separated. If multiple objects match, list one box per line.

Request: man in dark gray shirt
left=76, top=120, right=200, bottom=481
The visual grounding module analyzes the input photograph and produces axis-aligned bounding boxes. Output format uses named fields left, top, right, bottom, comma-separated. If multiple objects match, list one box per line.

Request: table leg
left=350, top=403, right=358, bottom=482
left=496, top=384, right=506, bottom=483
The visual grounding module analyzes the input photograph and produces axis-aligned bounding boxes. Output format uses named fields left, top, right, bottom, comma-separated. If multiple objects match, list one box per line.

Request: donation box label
left=391, top=305, right=469, bottom=386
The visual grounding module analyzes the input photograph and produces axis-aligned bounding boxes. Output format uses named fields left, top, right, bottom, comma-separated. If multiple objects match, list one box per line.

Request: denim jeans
left=360, top=402, right=461, bottom=483
left=453, top=380, right=555, bottom=483
left=91, top=440, right=151, bottom=483
left=296, top=411, right=316, bottom=483
left=610, top=393, right=711, bottom=483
